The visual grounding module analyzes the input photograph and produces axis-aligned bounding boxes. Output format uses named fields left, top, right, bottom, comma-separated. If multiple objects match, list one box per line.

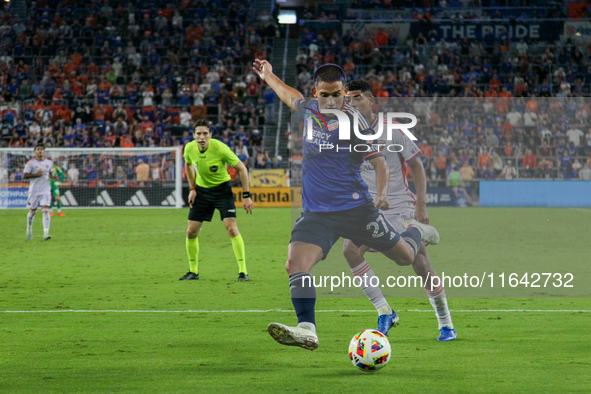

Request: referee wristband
left=242, top=191, right=251, bottom=199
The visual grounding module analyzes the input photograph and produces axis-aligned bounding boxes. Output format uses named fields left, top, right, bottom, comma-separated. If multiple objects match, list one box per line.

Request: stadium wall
left=480, top=181, right=591, bottom=207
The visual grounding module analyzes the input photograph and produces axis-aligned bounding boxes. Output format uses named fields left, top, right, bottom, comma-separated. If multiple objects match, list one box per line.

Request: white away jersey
left=24, top=158, right=53, bottom=196
left=360, top=116, right=422, bottom=210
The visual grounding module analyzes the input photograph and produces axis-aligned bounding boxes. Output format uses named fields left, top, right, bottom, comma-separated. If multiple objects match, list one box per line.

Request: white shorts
left=27, top=193, right=51, bottom=210
left=382, top=208, right=415, bottom=234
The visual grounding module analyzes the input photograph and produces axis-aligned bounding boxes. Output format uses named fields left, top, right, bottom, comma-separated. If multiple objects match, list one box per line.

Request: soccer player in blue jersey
left=253, top=59, right=441, bottom=350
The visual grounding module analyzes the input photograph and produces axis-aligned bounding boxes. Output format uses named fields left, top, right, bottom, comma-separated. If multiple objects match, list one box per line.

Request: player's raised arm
left=409, top=158, right=429, bottom=224
left=252, top=58, right=303, bottom=110
left=368, top=155, right=390, bottom=210
left=234, top=161, right=253, bottom=214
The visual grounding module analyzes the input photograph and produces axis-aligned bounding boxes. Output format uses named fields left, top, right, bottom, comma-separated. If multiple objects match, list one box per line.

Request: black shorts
left=188, top=182, right=236, bottom=222
left=290, top=203, right=401, bottom=259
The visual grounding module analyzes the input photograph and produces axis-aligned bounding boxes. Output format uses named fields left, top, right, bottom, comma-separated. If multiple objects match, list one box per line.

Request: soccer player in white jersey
left=343, top=79, right=456, bottom=341
left=23, top=143, right=54, bottom=241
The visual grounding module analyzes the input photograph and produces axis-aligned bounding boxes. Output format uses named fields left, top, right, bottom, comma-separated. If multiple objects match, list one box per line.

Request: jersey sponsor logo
left=125, top=190, right=150, bottom=206
left=209, top=165, right=218, bottom=173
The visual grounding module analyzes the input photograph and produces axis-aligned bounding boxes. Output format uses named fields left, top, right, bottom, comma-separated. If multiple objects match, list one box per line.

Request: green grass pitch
left=1, top=207, right=590, bottom=392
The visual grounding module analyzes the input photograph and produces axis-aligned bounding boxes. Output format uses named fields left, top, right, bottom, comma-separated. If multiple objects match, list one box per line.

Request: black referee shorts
left=290, top=203, right=401, bottom=259
left=188, top=181, right=237, bottom=222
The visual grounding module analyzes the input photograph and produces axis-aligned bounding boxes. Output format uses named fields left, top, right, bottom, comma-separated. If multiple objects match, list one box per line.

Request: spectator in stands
left=557, top=148, right=573, bottom=178
left=249, top=129, right=263, bottom=154
left=491, top=151, right=504, bottom=175
left=566, top=124, right=585, bottom=150
left=234, top=139, right=250, bottom=165
left=523, top=149, right=537, bottom=178
left=501, top=160, right=517, bottom=180
left=67, top=163, right=79, bottom=186
left=135, top=158, right=150, bottom=186
left=579, top=163, right=591, bottom=180
left=179, top=108, right=192, bottom=127
left=459, top=161, right=475, bottom=183
left=254, top=148, right=270, bottom=169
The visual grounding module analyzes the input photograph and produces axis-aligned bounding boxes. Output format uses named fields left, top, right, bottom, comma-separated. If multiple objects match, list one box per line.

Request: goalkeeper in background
left=50, top=164, right=65, bottom=217
left=180, top=119, right=254, bottom=282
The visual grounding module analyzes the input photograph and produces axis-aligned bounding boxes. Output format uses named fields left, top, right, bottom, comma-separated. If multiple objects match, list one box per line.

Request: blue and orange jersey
left=294, top=98, right=382, bottom=212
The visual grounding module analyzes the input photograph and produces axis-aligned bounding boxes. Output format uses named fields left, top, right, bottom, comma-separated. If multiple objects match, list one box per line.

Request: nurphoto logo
left=305, top=109, right=418, bottom=153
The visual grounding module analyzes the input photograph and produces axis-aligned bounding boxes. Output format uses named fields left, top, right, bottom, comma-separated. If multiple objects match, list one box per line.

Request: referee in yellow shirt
left=181, top=119, right=254, bottom=281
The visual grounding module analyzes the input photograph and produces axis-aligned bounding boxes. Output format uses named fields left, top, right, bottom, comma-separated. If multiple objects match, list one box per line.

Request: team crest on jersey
left=327, top=119, right=338, bottom=131
left=352, top=192, right=360, bottom=200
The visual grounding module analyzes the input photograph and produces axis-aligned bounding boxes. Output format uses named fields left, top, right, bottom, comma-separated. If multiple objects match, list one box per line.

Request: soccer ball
left=348, top=329, right=391, bottom=372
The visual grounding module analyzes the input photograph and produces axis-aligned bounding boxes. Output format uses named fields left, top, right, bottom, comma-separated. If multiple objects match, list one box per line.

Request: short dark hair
left=313, top=63, right=346, bottom=86
left=346, top=79, right=374, bottom=95
left=193, top=119, right=210, bottom=131
left=35, top=143, right=45, bottom=150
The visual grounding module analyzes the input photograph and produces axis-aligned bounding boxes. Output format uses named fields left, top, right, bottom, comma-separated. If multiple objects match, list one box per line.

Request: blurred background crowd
left=0, top=0, right=590, bottom=184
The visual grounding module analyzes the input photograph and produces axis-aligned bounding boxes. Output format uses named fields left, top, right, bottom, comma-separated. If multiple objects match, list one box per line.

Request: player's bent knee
left=227, top=227, right=240, bottom=237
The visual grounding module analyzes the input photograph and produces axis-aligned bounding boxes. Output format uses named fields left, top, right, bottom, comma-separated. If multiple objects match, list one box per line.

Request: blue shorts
left=290, top=203, right=401, bottom=259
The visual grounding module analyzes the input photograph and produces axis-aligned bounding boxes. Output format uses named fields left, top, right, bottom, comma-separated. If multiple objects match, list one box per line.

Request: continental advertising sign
left=232, top=187, right=301, bottom=208
left=250, top=169, right=287, bottom=187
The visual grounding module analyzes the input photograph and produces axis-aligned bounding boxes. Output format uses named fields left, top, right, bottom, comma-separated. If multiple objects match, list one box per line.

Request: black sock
left=290, top=272, right=316, bottom=325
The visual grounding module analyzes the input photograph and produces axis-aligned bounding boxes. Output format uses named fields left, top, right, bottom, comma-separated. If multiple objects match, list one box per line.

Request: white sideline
left=1, top=309, right=590, bottom=313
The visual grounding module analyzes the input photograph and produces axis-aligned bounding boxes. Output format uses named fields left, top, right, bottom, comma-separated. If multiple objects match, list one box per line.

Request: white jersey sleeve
left=360, top=118, right=422, bottom=210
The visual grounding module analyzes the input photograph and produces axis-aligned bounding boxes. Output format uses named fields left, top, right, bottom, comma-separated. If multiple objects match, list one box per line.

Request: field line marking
left=1, top=309, right=590, bottom=313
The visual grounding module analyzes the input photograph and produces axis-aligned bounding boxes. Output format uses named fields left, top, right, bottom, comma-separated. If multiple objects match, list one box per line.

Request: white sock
left=42, top=209, right=51, bottom=237
left=297, top=322, right=316, bottom=335
left=351, top=261, right=391, bottom=316
left=425, top=284, right=453, bottom=329
left=27, top=210, right=36, bottom=228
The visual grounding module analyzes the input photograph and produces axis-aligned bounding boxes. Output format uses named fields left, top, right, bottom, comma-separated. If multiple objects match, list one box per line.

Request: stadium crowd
left=1, top=0, right=590, bottom=183
left=0, top=0, right=279, bottom=174
left=292, top=7, right=591, bottom=181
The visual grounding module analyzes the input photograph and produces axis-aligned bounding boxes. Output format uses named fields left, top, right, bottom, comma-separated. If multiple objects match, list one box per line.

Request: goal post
left=0, top=147, right=184, bottom=209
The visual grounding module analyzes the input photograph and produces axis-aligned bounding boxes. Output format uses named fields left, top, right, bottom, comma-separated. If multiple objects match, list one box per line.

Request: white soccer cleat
left=403, top=218, right=440, bottom=245
left=26, top=226, right=32, bottom=240
left=268, top=323, right=319, bottom=350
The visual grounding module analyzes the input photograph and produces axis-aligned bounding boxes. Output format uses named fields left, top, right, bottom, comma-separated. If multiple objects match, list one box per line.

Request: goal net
left=0, top=147, right=183, bottom=209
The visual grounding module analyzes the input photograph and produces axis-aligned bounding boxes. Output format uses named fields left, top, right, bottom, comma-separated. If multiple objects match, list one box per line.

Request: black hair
left=313, top=63, right=346, bottom=86
left=193, top=119, right=211, bottom=131
left=346, top=79, right=374, bottom=95
left=35, top=143, right=45, bottom=150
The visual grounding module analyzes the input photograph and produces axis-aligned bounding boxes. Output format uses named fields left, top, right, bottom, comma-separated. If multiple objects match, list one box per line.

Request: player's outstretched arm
left=234, top=161, right=253, bottom=214
left=252, top=58, right=304, bottom=110
left=369, top=156, right=390, bottom=210
left=409, top=158, right=429, bottom=224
